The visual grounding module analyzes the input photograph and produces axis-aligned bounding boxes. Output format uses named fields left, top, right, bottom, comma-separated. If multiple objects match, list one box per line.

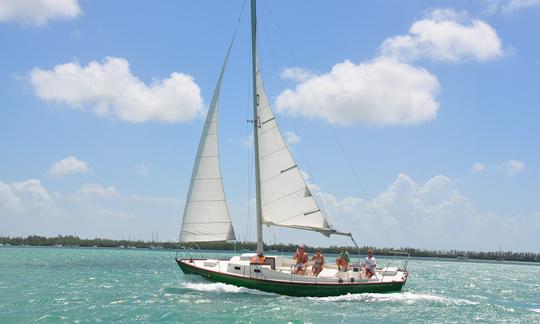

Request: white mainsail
left=254, top=55, right=336, bottom=236
left=179, top=46, right=235, bottom=243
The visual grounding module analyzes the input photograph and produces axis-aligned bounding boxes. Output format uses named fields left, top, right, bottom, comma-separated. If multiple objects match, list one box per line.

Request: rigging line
left=222, top=0, right=246, bottom=53
left=263, top=0, right=395, bottom=247
left=259, top=1, right=336, bottom=229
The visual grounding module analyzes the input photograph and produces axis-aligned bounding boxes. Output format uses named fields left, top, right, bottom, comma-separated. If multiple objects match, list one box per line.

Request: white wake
left=179, top=282, right=276, bottom=296
left=309, top=292, right=478, bottom=305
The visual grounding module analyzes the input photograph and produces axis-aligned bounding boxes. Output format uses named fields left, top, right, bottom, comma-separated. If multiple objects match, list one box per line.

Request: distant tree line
left=1, top=235, right=538, bottom=262
left=0, top=235, right=177, bottom=249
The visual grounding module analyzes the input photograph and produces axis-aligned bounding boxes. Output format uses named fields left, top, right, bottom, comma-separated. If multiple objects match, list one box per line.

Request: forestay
left=179, top=44, right=236, bottom=243
left=254, top=55, right=336, bottom=236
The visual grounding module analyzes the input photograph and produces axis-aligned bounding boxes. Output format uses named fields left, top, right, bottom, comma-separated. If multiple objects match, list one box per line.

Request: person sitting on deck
left=336, top=247, right=350, bottom=272
left=362, top=249, right=377, bottom=279
left=293, top=246, right=308, bottom=275
left=311, top=248, right=325, bottom=277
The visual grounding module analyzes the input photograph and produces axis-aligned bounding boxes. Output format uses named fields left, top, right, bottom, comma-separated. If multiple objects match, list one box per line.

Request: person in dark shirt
left=336, top=247, right=350, bottom=271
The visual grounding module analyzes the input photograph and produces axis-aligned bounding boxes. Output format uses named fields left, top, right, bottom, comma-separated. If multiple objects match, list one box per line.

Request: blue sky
left=0, top=0, right=539, bottom=252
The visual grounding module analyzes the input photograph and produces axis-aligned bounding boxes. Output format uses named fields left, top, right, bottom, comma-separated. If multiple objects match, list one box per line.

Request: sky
left=0, top=0, right=539, bottom=252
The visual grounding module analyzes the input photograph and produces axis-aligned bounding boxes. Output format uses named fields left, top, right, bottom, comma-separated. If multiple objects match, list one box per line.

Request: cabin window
left=234, top=266, right=241, bottom=271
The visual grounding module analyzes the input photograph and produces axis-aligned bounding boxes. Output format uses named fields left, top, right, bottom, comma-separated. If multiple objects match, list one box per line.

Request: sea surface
left=0, top=246, right=539, bottom=323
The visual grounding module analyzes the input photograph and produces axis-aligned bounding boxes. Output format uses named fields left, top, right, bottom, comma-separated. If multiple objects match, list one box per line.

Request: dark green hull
left=176, top=259, right=406, bottom=297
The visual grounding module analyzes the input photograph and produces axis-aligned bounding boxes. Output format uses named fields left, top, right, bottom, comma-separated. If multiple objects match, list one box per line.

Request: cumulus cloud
left=1, top=178, right=183, bottom=240
left=506, top=159, right=525, bottom=176
left=0, top=179, right=51, bottom=212
left=0, top=0, right=81, bottom=26
left=471, top=162, right=486, bottom=173
left=76, top=184, right=118, bottom=200
left=503, top=0, right=540, bottom=13
left=470, top=159, right=525, bottom=176
left=48, top=156, right=89, bottom=177
left=29, top=57, right=204, bottom=123
left=310, top=173, right=538, bottom=250
left=380, top=9, right=503, bottom=62
left=284, top=131, right=301, bottom=145
left=276, top=58, right=439, bottom=125
left=280, top=67, right=315, bottom=83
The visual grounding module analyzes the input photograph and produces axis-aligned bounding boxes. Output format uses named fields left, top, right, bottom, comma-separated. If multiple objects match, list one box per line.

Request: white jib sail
left=179, top=46, right=235, bottom=243
left=255, top=56, right=335, bottom=236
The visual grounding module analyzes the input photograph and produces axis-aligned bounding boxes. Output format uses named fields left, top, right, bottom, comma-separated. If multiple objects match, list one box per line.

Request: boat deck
left=180, top=253, right=407, bottom=285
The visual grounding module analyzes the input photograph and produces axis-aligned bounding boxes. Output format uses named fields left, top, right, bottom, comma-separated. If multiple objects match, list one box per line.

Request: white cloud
left=29, top=57, right=204, bottom=123
left=1, top=178, right=183, bottom=240
left=0, top=180, right=23, bottom=212
left=0, top=0, right=81, bottom=26
left=48, top=156, right=89, bottom=177
left=284, top=131, right=301, bottom=145
left=280, top=67, right=315, bottom=82
left=470, top=159, right=525, bottom=176
left=471, top=162, right=486, bottom=173
left=75, top=184, right=118, bottom=200
left=503, top=0, right=540, bottom=13
left=276, top=57, right=439, bottom=125
left=506, top=159, right=525, bottom=176
left=380, top=9, right=503, bottom=62
left=310, top=173, right=539, bottom=251
left=483, top=0, right=501, bottom=15
left=0, top=179, right=51, bottom=212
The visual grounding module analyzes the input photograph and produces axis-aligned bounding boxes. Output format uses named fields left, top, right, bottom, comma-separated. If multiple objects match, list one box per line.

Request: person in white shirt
left=362, top=249, right=377, bottom=279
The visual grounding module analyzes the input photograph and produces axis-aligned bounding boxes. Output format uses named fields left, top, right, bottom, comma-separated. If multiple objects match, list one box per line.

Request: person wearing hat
left=362, top=249, right=377, bottom=278
left=336, top=247, right=350, bottom=271
left=293, top=245, right=308, bottom=275
left=311, top=248, right=325, bottom=277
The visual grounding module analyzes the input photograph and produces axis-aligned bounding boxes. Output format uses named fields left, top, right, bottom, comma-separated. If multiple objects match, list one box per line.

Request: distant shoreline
left=1, top=235, right=538, bottom=263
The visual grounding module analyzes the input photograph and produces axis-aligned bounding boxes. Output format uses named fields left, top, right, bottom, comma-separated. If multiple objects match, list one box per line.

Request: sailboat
left=175, top=0, right=409, bottom=297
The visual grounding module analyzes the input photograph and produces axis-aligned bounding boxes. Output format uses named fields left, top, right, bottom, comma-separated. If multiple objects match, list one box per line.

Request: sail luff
left=179, top=40, right=235, bottom=243
left=251, top=0, right=264, bottom=254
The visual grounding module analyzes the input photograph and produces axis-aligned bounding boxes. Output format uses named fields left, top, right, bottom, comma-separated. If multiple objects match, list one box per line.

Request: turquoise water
left=1, top=247, right=539, bottom=323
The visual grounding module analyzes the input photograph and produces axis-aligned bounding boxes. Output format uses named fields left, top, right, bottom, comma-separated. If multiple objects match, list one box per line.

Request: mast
left=251, top=0, right=264, bottom=254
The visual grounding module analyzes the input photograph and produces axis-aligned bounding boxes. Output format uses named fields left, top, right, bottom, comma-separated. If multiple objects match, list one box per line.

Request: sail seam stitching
left=269, top=209, right=320, bottom=224
left=261, top=187, right=306, bottom=206
left=259, top=144, right=286, bottom=160
left=191, top=177, right=223, bottom=180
